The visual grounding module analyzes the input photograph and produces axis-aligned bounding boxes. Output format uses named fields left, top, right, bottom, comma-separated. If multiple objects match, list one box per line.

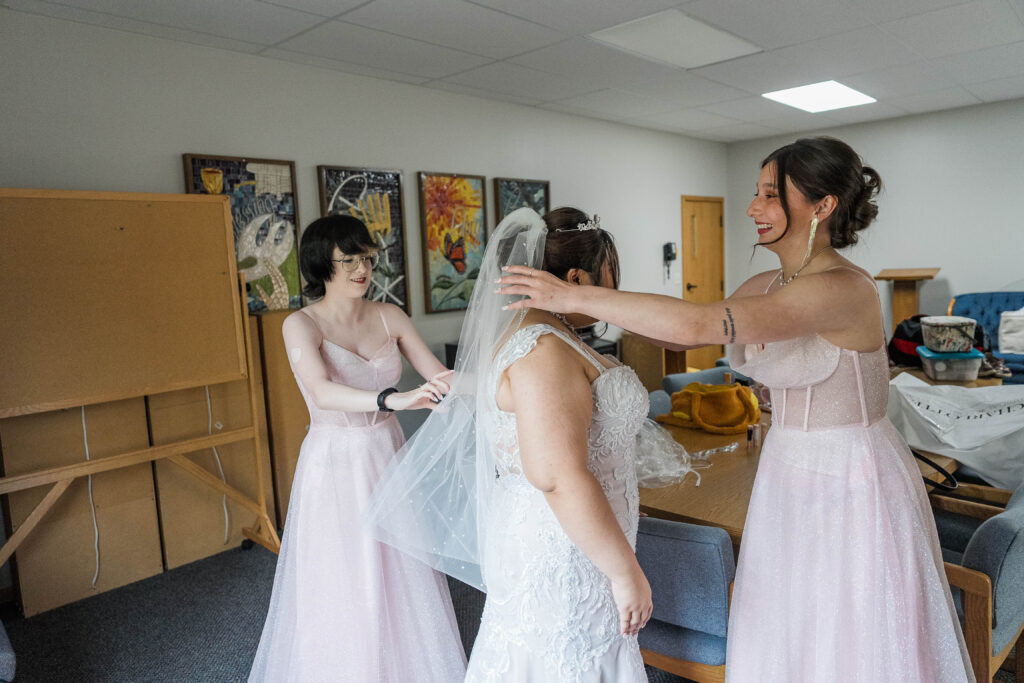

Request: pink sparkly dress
left=249, top=309, right=466, bottom=683
left=724, top=270, right=974, bottom=682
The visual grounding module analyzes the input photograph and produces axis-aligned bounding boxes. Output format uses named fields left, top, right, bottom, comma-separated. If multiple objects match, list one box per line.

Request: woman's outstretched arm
left=498, top=266, right=874, bottom=347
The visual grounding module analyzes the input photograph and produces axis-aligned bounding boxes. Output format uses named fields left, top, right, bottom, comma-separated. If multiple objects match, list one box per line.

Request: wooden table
left=639, top=416, right=958, bottom=546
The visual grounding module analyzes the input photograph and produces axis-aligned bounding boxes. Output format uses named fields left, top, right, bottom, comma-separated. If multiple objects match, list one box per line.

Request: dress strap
left=764, top=271, right=781, bottom=294
left=498, top=324, right=605, bottom=375
left=378, top=307, right=392, bottom=338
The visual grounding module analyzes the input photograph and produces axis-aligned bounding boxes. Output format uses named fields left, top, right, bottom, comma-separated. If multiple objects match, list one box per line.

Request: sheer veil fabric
left=363, top=207, right=701, bottom=591
left=363, top=207, right=547, bottom=591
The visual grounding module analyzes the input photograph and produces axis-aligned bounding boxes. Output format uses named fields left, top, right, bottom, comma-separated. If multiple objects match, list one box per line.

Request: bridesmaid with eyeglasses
left=249, top=215, right=466, bottom=682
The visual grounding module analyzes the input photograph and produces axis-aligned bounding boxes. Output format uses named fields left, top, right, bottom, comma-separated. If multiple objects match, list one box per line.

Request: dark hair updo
left=299, top=214, right=376, bottom=299
left=542, top=207, right=620, bottom=289
left=762, top=136, right=882, bottom=248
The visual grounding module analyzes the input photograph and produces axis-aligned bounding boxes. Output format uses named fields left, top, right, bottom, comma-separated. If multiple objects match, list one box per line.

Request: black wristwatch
left=377, top=387, right=398, bottom=412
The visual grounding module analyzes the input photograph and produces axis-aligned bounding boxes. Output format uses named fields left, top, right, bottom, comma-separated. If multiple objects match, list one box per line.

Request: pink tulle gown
left=248, top=309, right=466, bottom=683
left=725, top=269, right=974, bottom=682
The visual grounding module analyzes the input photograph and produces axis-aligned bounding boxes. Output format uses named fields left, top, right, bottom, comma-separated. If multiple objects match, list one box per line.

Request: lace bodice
left=467, top=324, right=649, bottom=682
left=731, top=335, right=889, bottom=431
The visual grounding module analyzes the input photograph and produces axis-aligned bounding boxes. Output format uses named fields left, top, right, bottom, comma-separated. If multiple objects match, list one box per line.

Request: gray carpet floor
left=1, top=545, right=1014, bottom=682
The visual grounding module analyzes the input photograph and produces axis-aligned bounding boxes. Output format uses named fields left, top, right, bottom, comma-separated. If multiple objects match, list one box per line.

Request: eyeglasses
left=332, top=253, right=380, bottom=272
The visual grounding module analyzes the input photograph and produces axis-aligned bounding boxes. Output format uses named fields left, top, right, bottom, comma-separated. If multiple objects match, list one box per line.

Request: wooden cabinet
left=620, top=332, right=688, bottom=393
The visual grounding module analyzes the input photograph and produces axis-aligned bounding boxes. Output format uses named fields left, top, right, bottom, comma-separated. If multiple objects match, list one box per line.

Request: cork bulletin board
left=0, top=189, right=247, bottom=418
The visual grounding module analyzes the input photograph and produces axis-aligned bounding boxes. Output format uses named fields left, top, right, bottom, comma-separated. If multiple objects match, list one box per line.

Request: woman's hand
left=497, top=266, right=578, bottom=313
left=611, top=568, right=653, bottom=636
left=385, top=370, right=454, bottom=411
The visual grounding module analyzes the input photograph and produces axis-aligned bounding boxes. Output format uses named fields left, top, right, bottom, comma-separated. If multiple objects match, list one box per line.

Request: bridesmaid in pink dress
left=497, top=137, right=974, bottom=681
left=249, top=215, right=466, bottom=682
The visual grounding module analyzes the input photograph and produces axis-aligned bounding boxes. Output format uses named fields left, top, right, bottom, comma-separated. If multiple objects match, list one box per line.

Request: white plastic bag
left=998, top=306, right=1024, bottom=354
left=888, top=373, right=1024, bottom=490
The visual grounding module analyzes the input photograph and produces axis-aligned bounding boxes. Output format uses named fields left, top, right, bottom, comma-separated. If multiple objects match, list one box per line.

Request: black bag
left=887, top=314, right=992, bottom=367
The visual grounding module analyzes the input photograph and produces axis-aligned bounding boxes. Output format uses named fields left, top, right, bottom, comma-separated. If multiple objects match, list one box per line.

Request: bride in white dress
left=366, top=207, right=694, bottom=682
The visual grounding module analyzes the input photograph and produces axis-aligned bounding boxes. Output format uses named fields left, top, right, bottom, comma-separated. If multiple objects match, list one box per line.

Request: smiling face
left=746, top=162, right=818, bottom=248
left=329, top=246, right=376, bottom=296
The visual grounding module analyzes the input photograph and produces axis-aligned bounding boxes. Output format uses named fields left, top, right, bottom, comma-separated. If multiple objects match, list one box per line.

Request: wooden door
left=681, top=196, right=725, bottom=369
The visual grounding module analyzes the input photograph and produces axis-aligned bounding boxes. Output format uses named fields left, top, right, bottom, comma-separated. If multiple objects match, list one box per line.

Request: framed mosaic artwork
left=493, top=177, right=550, bottom=221
left=318, top=165, right=410, bottom=314
left=183, top=153, right=300, bottom=312
left=417, top=171, right=486, bottom=314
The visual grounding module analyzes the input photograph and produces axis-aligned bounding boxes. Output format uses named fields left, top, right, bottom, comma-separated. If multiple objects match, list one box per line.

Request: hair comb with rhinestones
left=556, top=215, right=601, bottom=232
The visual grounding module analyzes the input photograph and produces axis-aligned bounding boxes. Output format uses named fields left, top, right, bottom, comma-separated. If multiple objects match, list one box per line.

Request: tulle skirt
left=725, top=418, right=974, bottom=682
left=248, top=418, right=467, bottom=683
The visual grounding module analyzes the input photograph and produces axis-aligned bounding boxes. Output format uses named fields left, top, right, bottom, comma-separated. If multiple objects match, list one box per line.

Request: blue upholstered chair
left=0, top=619, right=14, bottom=683
left=948, top=291, right=1024, bottom=384
left=931, top=482, right=1024, bottom=681
left=648, top=390, right=671, bottom=421
left=636, top=516, right=735, bottom=683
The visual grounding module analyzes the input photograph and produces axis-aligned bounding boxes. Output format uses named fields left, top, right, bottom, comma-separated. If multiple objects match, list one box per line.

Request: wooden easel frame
left=0, top=276, right=281, bottom=569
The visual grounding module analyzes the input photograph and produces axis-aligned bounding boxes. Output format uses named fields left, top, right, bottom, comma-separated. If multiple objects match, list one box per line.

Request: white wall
left=0, top=8, right=726, bottom=357
left=724, top=99, right=1024, bottom=336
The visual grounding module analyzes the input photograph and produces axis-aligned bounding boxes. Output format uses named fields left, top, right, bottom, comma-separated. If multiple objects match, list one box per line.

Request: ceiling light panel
left=588, top=9, right=762, bottom=69
left=762, top=80, right=876, bottom=112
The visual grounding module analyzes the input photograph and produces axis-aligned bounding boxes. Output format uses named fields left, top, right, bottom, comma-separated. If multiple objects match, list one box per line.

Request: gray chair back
left=635, top=517, right=734, bottom=637
left=648, top=390, right=671, bottom=420
left=662, top=367, right=732, bottom=395
left=961, top=483, right=1024, bottom=655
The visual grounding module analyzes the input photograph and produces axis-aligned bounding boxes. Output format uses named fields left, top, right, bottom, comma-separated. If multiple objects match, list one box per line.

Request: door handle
left=686, top=282, right=698, bottom=292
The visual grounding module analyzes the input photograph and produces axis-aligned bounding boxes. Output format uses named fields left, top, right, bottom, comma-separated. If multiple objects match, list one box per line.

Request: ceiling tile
left=259, top=0, right=367, bottom=18
left=842, top=62, right=958, bottom=99
left=341, top=0, right=565, bottom=59
left=697, top=95, right=803, bottom=122
left=818, top=101, right=911, bottom=124
left=440, top=61, right=598, bottom=102
left=464, top=0, right=680, bottom=35
left=932, top=40, right=1024, bottom=83
left=841, top=0, right=973, bottom=23
left=757, top=111, right=843, bottom=133
left=879, top=0, right=1024, bottom=58
left=887, top=85, right=983, bottom=112
left=424, top=81, right=544, bottom=106
left=42, top=0, right=325, bottom=44
left=691, top=48, right=827, bottom=94
left=769, top=25, right=925, bottom=80
left=619, top=70, right=750, bottom=107
left=3, top=0, right=267, bottom=52
left=261, top=47, right=430, bottom=83
left=277, top=20, right=492, bottom=79
left=627, top=107, right=742, bottom=131
left=682, top=0, right=871, bottom=50
left=509, top=37, right=691, bottom=90
left=965, top=74, right=1024, bottom=101
left=700, top=121, right=783, bottom=141
left=549, top=88, right=682, bottom=120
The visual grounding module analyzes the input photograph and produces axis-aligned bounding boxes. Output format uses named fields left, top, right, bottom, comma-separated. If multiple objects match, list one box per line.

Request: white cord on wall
left=204, top=386, right=230, bottom=545
left=80, top=406, right=101, bottom=587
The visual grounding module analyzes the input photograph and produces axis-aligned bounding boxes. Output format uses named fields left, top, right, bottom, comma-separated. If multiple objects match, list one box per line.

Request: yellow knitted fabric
left=656, top=382, right=760, bottom=435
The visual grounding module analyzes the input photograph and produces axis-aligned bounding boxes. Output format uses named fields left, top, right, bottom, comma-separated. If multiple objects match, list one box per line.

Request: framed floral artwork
left=494, top=177, right=550, bottom=221
left=417, top=172, right=486, bottom=314
left=317, top=165, right=410, bottom=314
left=183, top=153, right=300, bottom=312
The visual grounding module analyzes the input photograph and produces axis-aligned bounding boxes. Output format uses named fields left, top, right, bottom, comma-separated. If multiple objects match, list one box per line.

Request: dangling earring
left=801, top=216, right=819, bottom=265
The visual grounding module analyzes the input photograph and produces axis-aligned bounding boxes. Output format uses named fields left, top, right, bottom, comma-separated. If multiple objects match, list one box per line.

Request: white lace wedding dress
left=465, top=324, right=650, bottom=682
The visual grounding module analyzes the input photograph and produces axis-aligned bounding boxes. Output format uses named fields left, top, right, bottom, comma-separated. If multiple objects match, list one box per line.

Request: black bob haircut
left=299, top=215, right=376, bottom=299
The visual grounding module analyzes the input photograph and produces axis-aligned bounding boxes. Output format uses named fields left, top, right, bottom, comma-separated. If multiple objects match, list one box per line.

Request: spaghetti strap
left=764, top=271, right=781, bottom=294
left=378, top=307, right=392, bottom=338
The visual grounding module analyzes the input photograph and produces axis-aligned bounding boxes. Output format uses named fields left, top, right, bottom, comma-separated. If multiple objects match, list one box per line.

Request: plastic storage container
left=916, top=345, right=984, bottom=381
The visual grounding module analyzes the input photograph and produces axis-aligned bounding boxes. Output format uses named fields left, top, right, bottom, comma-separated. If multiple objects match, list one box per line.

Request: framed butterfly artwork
left=417, top=171, right=487, bottom=314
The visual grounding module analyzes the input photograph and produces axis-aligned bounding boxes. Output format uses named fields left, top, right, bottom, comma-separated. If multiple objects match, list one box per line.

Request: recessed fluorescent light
left=589, top=9, right=761, bottom=69
left=762, top=80, right=876, bottom=113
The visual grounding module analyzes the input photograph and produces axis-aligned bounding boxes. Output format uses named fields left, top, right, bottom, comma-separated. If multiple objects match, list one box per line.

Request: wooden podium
left=875, top=268, right=940, bottom=329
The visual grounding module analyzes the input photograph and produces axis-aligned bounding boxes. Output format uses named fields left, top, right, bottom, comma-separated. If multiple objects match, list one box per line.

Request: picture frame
left=493, top=177, right=550, bottom=221
left=417, top=171, right=487, bottom=314
left=317, top=165, right=411, bottom=314
left=183, top=153, right=301, bottom=313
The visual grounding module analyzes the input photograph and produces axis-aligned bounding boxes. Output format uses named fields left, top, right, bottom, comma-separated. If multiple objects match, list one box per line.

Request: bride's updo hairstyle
left=541, top=207, right=621, bottom=289
left=762, top=136, right=882, bottom=248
